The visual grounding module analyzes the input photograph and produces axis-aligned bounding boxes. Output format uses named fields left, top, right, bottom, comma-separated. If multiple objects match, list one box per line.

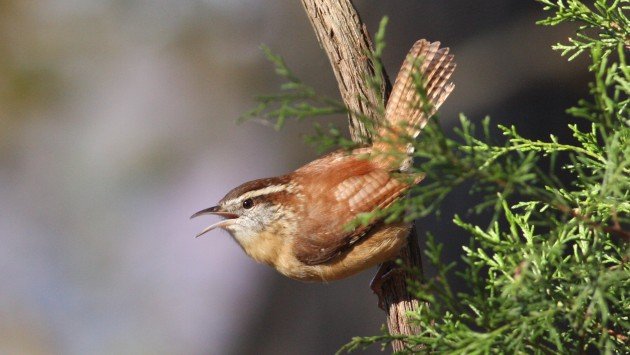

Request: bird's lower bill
left=195, top=219, right=235, bottom=238
left=191, top=206, right=239, bottom=238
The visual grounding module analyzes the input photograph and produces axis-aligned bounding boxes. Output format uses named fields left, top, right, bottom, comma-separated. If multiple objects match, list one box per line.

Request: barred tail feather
left=373, top=39, right=455, bottom=169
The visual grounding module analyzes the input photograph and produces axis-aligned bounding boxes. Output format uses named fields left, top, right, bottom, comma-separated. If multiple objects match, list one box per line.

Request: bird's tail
left=372, top=39, right=455, bottom=169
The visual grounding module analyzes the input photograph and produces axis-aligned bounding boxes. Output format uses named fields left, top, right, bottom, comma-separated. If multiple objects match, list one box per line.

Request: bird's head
left=191, top=176, right=296, bottom=248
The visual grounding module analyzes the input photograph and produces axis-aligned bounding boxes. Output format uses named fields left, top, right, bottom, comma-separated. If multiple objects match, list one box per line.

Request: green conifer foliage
left=245, top=1, right=629, bottom=353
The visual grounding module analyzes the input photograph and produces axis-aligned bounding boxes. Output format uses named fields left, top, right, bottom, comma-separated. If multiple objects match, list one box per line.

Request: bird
left=191, top=39, right=455, bottom=283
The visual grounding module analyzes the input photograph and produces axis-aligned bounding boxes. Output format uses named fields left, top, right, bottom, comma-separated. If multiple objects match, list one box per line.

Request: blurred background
left=0, top=1, right=590, bottom=354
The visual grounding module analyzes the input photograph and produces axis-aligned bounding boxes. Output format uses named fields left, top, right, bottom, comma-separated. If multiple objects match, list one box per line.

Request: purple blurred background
left=1, top=1, right=588, bottom=354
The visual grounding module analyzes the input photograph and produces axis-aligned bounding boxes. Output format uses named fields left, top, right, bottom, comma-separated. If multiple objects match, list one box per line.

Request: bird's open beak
left=190, top=206, right=239, bottom=238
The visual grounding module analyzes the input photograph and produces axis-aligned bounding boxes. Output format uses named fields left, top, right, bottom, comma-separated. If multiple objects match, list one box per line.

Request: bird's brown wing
left=292, top=155, right=423, bottom=265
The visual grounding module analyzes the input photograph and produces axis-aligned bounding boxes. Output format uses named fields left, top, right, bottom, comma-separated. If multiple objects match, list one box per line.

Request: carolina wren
left=192, top=40, right=455, bottom=282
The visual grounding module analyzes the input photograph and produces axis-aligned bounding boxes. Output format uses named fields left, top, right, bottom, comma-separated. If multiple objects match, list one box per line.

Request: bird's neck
left=235, top=219, right=295, bottom=268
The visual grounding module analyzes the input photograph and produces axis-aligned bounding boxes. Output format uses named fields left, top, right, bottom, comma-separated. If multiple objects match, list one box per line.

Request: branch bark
left=300, top=0, right=389, bottom=144
left=300, top=0, right=423, bottom=351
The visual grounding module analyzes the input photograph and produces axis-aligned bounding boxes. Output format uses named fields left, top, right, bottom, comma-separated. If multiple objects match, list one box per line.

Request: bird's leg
left=370, top=261, right=404, bottom=310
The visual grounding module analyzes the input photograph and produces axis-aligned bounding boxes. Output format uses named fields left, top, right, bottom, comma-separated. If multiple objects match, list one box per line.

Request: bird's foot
left=370, top=262, right=404, bottom=310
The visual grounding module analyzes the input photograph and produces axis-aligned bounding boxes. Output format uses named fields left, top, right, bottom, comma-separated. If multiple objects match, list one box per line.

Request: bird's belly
left=276, top=222, right=410, bottom=282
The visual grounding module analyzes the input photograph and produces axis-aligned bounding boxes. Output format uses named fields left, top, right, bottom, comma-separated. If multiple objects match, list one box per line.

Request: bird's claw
left=370, top=263, right=404, bottom=310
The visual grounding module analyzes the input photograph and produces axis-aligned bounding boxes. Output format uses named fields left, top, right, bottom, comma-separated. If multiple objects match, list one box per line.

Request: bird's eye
left=242, top=198, right=254, bottom=209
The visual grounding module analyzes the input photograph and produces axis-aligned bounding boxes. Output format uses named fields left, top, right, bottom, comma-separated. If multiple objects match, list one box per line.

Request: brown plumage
left=290, top=148, right=424, bottom=266
left=373, top=39, right=455, bottom=169
left=192, top=39, right=455, bottom=282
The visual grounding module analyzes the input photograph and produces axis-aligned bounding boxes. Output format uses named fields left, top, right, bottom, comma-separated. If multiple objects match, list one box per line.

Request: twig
left=555, top=204, right=630, bottom=241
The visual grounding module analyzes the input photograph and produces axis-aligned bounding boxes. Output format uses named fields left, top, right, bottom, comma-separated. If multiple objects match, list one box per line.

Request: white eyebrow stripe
left=232, top=184, right=288, bottom=204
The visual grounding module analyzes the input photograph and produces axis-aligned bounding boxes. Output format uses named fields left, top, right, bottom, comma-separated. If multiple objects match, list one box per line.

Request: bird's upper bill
left=190, top=206, right=239, bottom=238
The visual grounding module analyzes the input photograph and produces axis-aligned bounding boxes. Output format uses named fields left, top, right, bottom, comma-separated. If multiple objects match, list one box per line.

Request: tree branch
left=300, top=0, right=389, bottom=144
left=300, top=0, right=423, bottom=351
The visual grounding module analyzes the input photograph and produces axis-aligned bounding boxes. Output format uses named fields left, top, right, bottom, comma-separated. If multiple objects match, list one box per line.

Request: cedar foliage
left=244, top=1, right=629, bottom=353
